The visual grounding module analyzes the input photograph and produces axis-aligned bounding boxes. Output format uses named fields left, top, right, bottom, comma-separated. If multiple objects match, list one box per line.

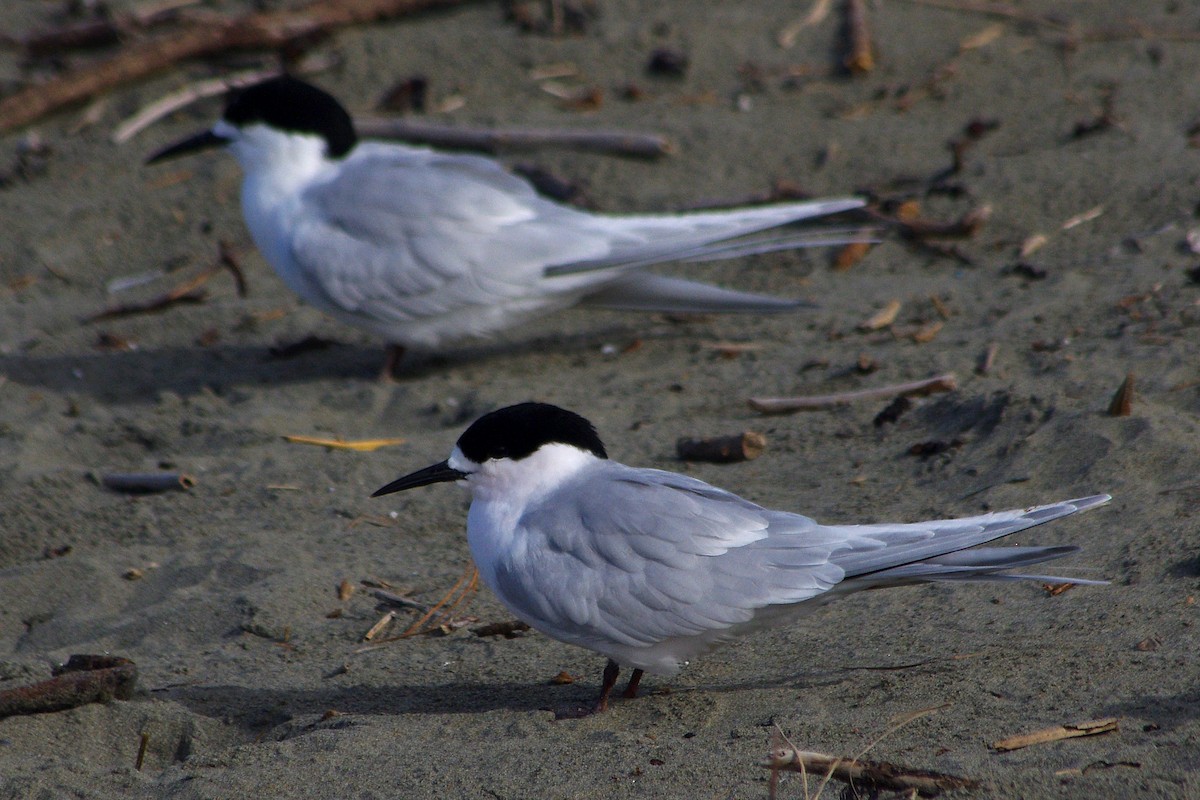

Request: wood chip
left=959, top=22, right=1006, bottom=50
left=1107, top=373, right=1134, bottom=416
left=993, top=718, right=1119, bottom=752
left=1020, top=233, right=1049, bottom=257
left=834, top=240, right=872, bottom=271
left=702, top=341, right=765, bottom=357
left=1061, top=205, right=1104, bottom=230
left=859, top=299, right=901, bottom=331
left=676, top=431, right=766, bottom=463
left=911, top=320, right=944, bottom=343
left=976, top=342, right=999, bottom=375
left=363, top=611, right=396, bottom=641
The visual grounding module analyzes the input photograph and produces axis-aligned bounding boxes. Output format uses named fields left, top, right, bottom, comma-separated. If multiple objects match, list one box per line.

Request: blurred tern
left=373, top=402, right=1109, bottom=712
left=147, top=76, right=866, bottom=373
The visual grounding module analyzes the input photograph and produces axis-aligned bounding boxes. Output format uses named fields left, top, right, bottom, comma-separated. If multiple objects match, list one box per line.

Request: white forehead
left=447, top=446, right=474, bottom=473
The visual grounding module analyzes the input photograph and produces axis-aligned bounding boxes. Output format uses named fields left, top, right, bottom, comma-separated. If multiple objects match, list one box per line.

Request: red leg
left=379, top=344, right=406, bottom=381
left=593, top=659, right=621, bottom=713
left=622, top=668, right=644, bottom=699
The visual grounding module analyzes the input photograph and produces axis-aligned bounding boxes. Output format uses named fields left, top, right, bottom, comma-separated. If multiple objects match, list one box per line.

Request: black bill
left=146, top=129, right=230, bottom=165
left=372, top=460, right=467, bottom=497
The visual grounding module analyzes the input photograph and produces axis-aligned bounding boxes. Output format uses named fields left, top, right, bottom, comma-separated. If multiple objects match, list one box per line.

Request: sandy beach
left=1, top=0, right=1198, bottom=797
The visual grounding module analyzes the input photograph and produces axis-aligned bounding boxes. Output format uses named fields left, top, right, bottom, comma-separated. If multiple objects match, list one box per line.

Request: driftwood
left=355, top=118, right=673, bottom=159
left=0, top=0, right=483, bottom=134
left=676, top=431, right=766, bottom=463
left=0, top=655, right=138, bottom=718
left=993, top=718, right=1120, bottom=752
left=98, top=471, right=196, bottom=493
left=749, top=373, right=957, bottom=414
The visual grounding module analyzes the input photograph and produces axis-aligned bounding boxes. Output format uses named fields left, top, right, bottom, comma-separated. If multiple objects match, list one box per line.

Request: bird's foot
left=377, top=344, right=407, bottom=382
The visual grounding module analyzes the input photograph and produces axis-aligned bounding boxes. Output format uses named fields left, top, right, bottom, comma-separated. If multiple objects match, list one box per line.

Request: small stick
left=993, top=718, right=1119, bottom=752
left=398, top=566, right=478, bottom=638
left=1061, top=205, right=1104, bottom=231
left=354, top=118, right=673, bottom=159
left=749, top=373, right=957, bottom=415
left=859, top=299, right=901, bottom=331
left=85, top=268, right=219, bottom=322
left=471, top=620, right=532, bottom=638
left=217, top=240, right=248, bottom=296
left=872, top=204, right=992, bottom=239
left=0, top=655, right=138, bottom=719
left=362, top=611, right=396, bottom=641
left=98, top=472, right=196, bottom=493
left=14, top=0, right=202, bottom=57
left=842, top=0, right=875, bottom=74
left=135, top=732, right=150, bottom=771
left=370, top=588, right=432, bottom=611
left=976, top=342, right=999, bottom=375
left=777, top=0, right=834, bottom=48
left=676, top=432, right=766, bottom=463
left=895, top=0, right=1070, bottom=30
left=764, top=745, right=977, bottom=797
left=1107, top=373, right=1134, bottom=416
left=115, top=71, right=284, bottom=144
left=113, top=55, right=337, bottom=143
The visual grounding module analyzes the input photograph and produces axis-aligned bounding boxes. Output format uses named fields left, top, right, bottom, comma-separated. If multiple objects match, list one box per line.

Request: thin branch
left=749, top=373, right=957, bottom=414
left=0, top=0, right=483, bottom=134
left=354, top=118, right=675, bottom=159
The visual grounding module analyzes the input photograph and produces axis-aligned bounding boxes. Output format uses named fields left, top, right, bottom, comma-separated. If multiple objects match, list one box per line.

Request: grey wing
left=825, top=494, right=1111, bottom=586
left=288, top=147, right=617, bottom=322
left=492, top=465, right=869, bottom=650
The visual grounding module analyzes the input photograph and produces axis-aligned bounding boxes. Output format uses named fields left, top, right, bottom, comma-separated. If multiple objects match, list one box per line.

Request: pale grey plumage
left=148, top=75, right=868, bottom=353
left=283, top=143, right=864, bottom=347
left=374, top=402, right=1109, bottom=711
left=482, top=459, right=1109, bottom=674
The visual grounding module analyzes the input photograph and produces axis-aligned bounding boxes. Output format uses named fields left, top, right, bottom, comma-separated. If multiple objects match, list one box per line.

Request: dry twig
left=0, top=0, right=482, bottom=134
left=85, top=270, right=215, bottom=321
left=993, top=718, right=1119, bottom=752
left=765, top=704, right=970, bottom=798
left=355, top=118, right=673, bottom=159
left=749, top=373, right=957, bottom=414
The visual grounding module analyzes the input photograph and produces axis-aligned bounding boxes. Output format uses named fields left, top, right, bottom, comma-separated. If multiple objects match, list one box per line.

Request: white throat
left=224, top=122, right=335, bottom=203
left=220, top=121, right=340, bottom=288
left=453, top=443, right=599, bottom=506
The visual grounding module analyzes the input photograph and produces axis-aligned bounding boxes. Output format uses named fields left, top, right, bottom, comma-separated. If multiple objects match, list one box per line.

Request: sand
left=1, top=0, right=1198, bottom=797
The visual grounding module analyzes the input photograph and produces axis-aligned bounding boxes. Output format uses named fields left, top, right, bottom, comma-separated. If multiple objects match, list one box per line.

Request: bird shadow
left=153, top=664, right=861, bottom=738
left=0, top=321, right=658, bottom=404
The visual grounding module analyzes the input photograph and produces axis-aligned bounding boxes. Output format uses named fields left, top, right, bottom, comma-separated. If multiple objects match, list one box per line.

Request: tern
left=148, top=76, right=866, bottom=373
left=373, top=402, right=1109, bottom=712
